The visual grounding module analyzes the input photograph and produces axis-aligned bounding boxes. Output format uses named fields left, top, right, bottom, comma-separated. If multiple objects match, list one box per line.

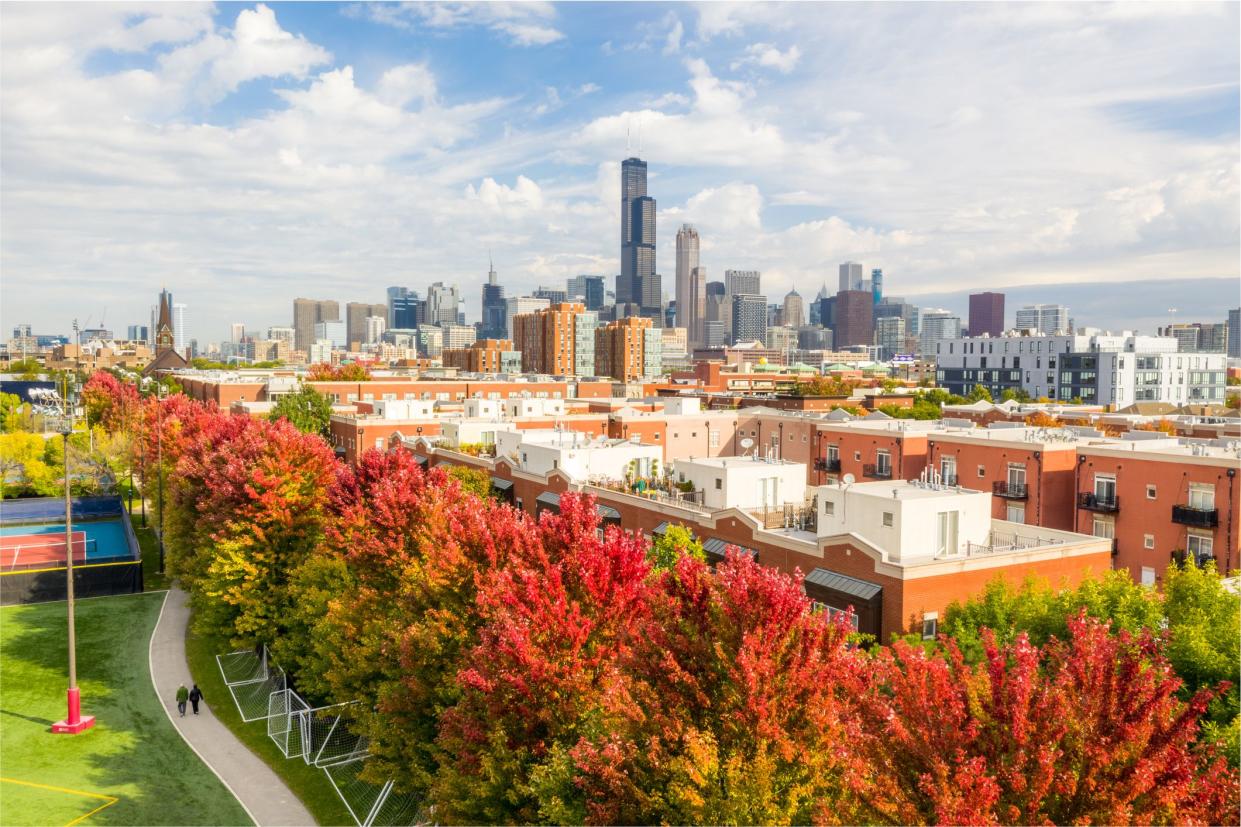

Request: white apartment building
left=671, top=455, right=807, bottom=512
left=919, top=310, right=961, bottom=354
left=505, top=296, right=551, bottom=339
left=496, top=429, right=661, bottom=481
left=1014, top=304, right=1070, bottom=335
left=935, top=331, right=1228, bottom=406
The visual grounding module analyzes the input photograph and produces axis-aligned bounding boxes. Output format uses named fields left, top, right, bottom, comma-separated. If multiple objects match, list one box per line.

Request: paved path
left=149, top=587, right=316, bottom=827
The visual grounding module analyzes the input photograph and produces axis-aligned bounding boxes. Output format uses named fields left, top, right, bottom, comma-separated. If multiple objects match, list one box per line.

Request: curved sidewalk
left=150, top=587, right=315, bottom=827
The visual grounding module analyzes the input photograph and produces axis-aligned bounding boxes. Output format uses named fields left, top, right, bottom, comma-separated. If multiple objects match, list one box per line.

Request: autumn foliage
left=94, top=370, right=1238, bottom=825
left=307, top=362, right=373, bottom=381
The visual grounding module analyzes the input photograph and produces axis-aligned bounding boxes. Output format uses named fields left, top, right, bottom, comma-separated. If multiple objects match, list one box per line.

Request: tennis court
left=1, top=529, right=92, bottom=570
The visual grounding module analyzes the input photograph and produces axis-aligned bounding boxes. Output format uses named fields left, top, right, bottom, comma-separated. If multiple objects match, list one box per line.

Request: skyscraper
left=833, top=290, right=874, bottom=348
left=346, top=302, right=386, bottom=346
left=293, top=298, right=340, bottom=353
left=675, top=225, right=700, bottom=333
left=1228, top=308, right=1240, bottom=358
left=505, top=296, right=551, bottom=339
left=427, top=282, right=460, bottom=326
left=688, top=266, right=706, bottom=346
left=781, top=288, right=805, bottom=327
left=1015, top=304, right=1069, bottom=335
left=172, top=303, right=187, bottom=356
left=513, top=303, right=596, bottom=376
left=838, top=261, right=864, bottom=293
left=229, top=323, right=245, bottom=344
left=731, top=294, right=768, bottom=344
left=620, top=157, right=660, bottom=322
left=871, top=268, right=883, bottom=306
left=583, top=276, right=605, bottom=311
left=920, top=310, right=962, bottom=354
left=968, top=292, right=1005, bottom=337
left=388, top=289, right=425, bottom=330
left=481, top=258, right=508, bottom=340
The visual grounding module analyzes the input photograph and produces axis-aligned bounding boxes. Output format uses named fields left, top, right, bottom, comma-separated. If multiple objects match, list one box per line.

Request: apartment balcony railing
left=1078, top=492, right=1120, bottom=512
left=1171, top=504, right=1219, bottom=528
left=814, top=457, right=842, bottom=473
left=992, top=481, right=1028, bottom=499
left=862, top=463, right=892, bottom=480
left=940, top=474, right=958, bottom=487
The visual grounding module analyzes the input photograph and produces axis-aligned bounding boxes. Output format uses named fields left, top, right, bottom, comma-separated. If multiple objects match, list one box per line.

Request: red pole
left=53, top=405, right=95, bottom=735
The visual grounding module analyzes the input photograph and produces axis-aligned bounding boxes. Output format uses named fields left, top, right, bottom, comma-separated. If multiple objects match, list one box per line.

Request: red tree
left=851, top=613, right=1238, bottom=825
left=81, top=370, right=140, bottom=431
left=307, top=363, right=372, bottom=381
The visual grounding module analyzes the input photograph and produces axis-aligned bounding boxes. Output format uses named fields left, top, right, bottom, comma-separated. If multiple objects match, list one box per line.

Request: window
left=1007, top=463, right=1026, bottom=492
left=876, top=450, right=891, bottom=476
left=1187, top=533, right=1214, bottom=564
left=1092, top=516, right=1115, bottom=539
left=1006, top=503, right=1025, bottom=523
left=653, top=433, right=660, bottom=440
left=977, top=464, right=986, bottom=478
left=824, top=500, right=835, bottom=516
left=921, top=617, right=938, bottom=640
left=1094, top=474, right=1117, bottom=505
left=882, top=511, right=893, bottom=527
left=854, top=451, right=862, bottom=461
left=1146, top=485, right=1157, bottom=500
left=709, top=430, right=720, bottom=448
left=1144, top=534, right=1155, bottom=549
left=940, top=456, right=957, bottom=485
left=374, top=438, right=383, bottom=449
left=827, top=444, right=839, bottom=461
left=936, top=511, right=959, bottom=556
left=1188, top=484, right=1215, bottom=511
left=1141, top=567, right=1156, bottom=586
left=715, top=478, right=722, bottom=490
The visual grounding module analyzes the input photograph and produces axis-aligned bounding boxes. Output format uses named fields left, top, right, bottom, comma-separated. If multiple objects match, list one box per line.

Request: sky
left=1, top=1, right=1238, bottom=343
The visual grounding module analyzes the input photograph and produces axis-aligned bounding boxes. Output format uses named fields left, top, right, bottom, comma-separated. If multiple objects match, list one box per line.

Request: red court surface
left=1, top=531, right=88, bottom=570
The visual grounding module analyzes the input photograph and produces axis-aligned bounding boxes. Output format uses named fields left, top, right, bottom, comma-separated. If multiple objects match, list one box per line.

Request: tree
left=999, top=387, right=1031, bottom=403
left=852, top=614, right=1238, bottom=825
left=1024, top=410, right=1061, bottom=428
left=967, top=383, right=993, bottom=402
left=647, top=523, right=706, bottom=571
left=308, top=363, right=372, bottom=381
left=0, top=392, right=26, bottom=433
left=794, top=376, right=855, bottom=397
left=432, top=493, right=653, bottom=823
left=444, top=464, right=494, bottom=499
left=531, top=552, right=867, bottom=826
left=7, top=358, right=42, bottom=380
left=0, top=432, right=58, bottom=497
left=269, top=384, right=333, bottom=437
left=81, top=370, right=140, bottom=432
left=1137, top=418, right=1178, bottom=435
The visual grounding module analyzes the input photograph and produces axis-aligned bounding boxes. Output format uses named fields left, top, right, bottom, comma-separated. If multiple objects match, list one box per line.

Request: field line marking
left=0, top=775, right=116, bottom=801
left=63, top=795, right=121, bottom=826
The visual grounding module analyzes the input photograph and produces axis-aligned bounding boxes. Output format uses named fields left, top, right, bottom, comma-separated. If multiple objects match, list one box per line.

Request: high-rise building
left=1229, top=308, right=1241, bottom=358
left=1159, top=322, right=1229, bottom=353
left=731, top=294, right=768, bottom=344
left=229, top=323, right=245, bottom=344
left=387, top=287, right=423, bottom=329
left=566, top=275, right=588, bottom=302
left=620, top=157, right=658, bottom=315
left=723, top=270, right=761, bottom=341
left=293, top=298, right=340, bottom=353
left=817, top=295, right=835, bottom=331
left=875, top=316, right=906, bottom=360
left=968, top=292, right=1005, bottom=337
left=675, top=225, right=700, bottom=334
left=172, top=303, right=187, bottom=356
left=267, top=326, right=295, bottom=346
left=595, top=316, right=661, bottom=381
left=781, top=288, right=805, bottom=327
left=533, top=286, right=568, bottom=304
left=833, top=290, right=874, bottom=348
left=505, top=296, right=551, bottom=339
left=314, top=320, right=346, bottom=348
left=127, top=325, right=149, bottom=342
left=871, top=268, right=884, bottom=306
left=513, top=302, right=596, bottom=376
left=920, top=310, right=962, bottom=354
left=439, top=323, right=477, bottom=351
left=480, top=259, right=508, bottom=341
left=426, top=283, right=460, bottom=327
left=811, top=284, right=830, bottom=326
left=442, top=339, right=520, bottom=374
left=583, top=276, right=606, bottom=311
left=702, top=320, right=726, bottom=348
left=838, top=261, right=864, bottom=293
left=365, top=316, right=386, bottom=345
left=346, top=302, right=386, bottom=346
left=1015, top=304, right=1069, bottom=335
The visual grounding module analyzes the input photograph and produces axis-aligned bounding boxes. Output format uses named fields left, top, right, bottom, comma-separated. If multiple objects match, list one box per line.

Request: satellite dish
left=842, top=473, right=856, bottom=485
left=740, top=438, right=754, bottom=450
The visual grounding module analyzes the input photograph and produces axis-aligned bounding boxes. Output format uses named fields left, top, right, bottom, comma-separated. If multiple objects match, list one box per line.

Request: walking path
left=149, top=587, right=315, bottom=827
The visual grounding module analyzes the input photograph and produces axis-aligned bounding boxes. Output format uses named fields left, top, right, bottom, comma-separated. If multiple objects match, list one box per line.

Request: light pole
left=157, top=384, right=166, bottom=574
left=31, top=385, right=96, bottom=735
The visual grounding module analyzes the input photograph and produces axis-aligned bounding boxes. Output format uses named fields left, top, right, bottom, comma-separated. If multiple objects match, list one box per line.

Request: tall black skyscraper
left=583, top=275, right=605, bottom=310
left=480, top=256, right=507, bottom=340
left=620, top=156, right=661, bottom=323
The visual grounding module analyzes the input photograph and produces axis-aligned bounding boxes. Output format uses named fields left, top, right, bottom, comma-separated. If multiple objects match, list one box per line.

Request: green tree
left=647, top=523, right=706, bottom=570
left=269, top=384, right=333, bottom=437
left=445, top=464, right=494, bottom=499
left=0, top=432, right=57, bottom=497
left=0, top=392, right=26, bottom=433
left=966, top=383, right=993, bottom=402
left=7, top=358, right=43, bottom=380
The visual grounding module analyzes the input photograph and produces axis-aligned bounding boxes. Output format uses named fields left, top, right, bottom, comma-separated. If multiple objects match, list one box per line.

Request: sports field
left=0, top=592, right=251, bottom=826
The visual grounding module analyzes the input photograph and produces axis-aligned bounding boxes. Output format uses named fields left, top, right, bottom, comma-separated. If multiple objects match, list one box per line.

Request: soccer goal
left=216, top=647, right=286, bottom=722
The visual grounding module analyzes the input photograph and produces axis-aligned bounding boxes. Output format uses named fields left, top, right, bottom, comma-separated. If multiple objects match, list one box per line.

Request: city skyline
left=2, top=2, right=1238, bottom=340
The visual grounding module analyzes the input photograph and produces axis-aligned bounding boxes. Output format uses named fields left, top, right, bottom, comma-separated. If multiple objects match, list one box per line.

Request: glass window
left=1146, top=485, right=1157, bottom=500
left=1141, top=567, right=1156, bottom=586
left=940, top=456, right=957, bottom=484
left=824, top=500, right=835, bottom=516
left=882, top=512, right=893, bottom=527
left=921, top=617, right=938, bottom=640
left=876, top=450, right=891, bottom=476
left=1144, top=534, right=1154, bottom=549
left=1006, top=503, right=1025, bottom=523
left=936, top=511, right=959, bottom=556
left=715, top=478, right=722, bottom=490
left=1188, top=484, right=1215, bottom=511
left=1094, top=474, right=1117, bottom=504
left=1092, top=516, right=1115, bottom=539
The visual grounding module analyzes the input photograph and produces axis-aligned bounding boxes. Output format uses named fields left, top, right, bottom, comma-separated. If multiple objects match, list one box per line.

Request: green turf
left=0, top=592, right=251, bottom=826
left=184, top=625, right=353, bottom=827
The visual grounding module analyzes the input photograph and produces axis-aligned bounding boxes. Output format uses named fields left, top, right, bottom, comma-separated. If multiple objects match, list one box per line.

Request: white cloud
left=684, top=183, right=764, bottom=232
left=663, top=15, right=684, bottom=55
left=731, top=42, right=801, bottom=74
left=355, top=1, right=564, bottom=47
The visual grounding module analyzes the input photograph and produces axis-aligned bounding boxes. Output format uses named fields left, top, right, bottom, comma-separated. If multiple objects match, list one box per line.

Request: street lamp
left=30, top=385, right=96, bottom=735
left=157, top=384, right=166, bottom=574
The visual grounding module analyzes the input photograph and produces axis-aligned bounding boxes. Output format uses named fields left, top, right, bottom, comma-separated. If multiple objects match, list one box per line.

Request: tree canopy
left=269, top=384, right=333, bottom=437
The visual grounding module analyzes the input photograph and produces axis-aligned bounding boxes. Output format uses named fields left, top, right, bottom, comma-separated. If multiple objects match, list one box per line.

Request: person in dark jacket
left=188, top=684, right=203, bottom=715
left=175, top=684, right=189, bottom=717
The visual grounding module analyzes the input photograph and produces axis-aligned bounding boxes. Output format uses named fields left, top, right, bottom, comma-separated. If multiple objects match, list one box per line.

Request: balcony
left=862, top=463, right=892, bottom=480
left=993, top=481, right=1028, bottom=499
left=1171, top=504, right=1219, bottom=528
left=814, top=457, right=842, bottom=473
left=1078, top=492, right=1120, bottom=512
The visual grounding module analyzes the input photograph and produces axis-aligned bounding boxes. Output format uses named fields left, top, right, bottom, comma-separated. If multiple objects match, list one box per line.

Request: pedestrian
left=188, top=683, right=203, bottom=715
left=175, top=684, right=189, bottom=717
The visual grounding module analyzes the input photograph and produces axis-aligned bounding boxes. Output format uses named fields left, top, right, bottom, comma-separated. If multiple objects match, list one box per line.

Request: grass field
left=184, top=625, right=354, bottom=827
left=0, top=592, right=251, bottom=826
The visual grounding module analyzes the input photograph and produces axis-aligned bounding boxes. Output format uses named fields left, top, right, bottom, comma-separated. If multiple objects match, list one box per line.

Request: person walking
left=175, top=684, right=189, bottom=717
left=188, top=683, right=203, bottom=715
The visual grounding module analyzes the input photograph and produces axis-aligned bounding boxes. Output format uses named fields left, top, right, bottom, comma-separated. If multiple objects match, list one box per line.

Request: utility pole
left=32, top=384, right=96, bottom=734
left=157, top=384, right=166, bottom=574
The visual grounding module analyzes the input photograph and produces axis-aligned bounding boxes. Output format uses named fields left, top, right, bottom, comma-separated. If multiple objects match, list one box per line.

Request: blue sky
left=2, top=1, right=1238, bottom=341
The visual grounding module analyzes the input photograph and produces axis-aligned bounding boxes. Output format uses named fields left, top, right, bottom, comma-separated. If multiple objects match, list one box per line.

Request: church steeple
left=155, top=288, right=174, bottom=353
